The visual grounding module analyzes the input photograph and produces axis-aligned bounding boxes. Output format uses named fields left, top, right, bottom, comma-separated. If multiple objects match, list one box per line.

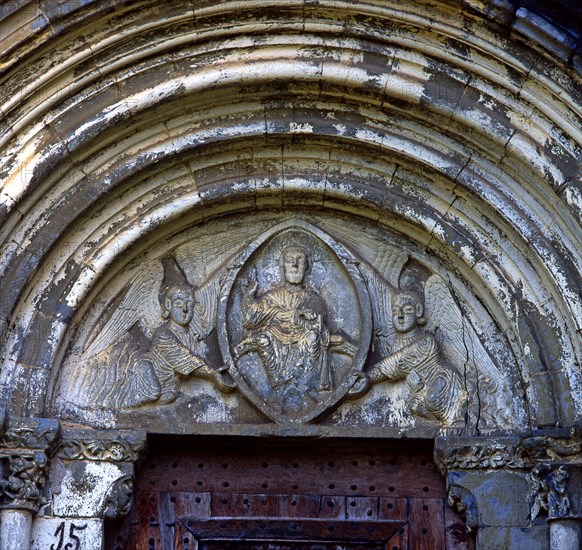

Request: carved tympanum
left=54, top=215, right=517, bottom=433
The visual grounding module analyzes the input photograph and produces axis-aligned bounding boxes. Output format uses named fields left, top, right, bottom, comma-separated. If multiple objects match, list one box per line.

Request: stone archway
left=0, top=1, right=580, bottom=549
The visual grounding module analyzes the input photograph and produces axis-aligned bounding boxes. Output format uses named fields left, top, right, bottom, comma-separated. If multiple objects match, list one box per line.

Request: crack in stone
left=448, top=278, right=481, bottom=434
left=447, top=74, right=472, bottom=130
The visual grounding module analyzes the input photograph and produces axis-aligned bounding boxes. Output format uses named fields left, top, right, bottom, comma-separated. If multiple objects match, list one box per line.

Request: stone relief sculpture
left=63, top=257, right=234, bottom=414
left=529, top=465, right=572, bottom=520
left=53, top=215, right=518, bottom=433
left=235, top=245, right=351, bottom=414
left=150, top=282, right=234, bottom=404
left=350, top=261, right=506, bottom=428
left=0, top=453, right=48, bottom=511
left=218, top=221, right=372, bottom=424
left=354, top=288, right=465, bottom=424
left=547, top=466, right=571, bottom=518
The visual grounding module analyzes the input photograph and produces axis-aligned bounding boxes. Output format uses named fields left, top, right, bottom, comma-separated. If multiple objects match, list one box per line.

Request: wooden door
left=107, top=438, right=473, bottom=550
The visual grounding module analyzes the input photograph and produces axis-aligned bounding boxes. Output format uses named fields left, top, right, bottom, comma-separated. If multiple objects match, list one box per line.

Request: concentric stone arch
left=1, top=2, right=581, bottom=547
left=1, top=2, right=580, bottom=421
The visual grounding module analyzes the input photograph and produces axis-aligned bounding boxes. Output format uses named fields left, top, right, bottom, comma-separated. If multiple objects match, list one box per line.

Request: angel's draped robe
left=149, top=322, right=210, bottom=403
left=242, top=284, right=332, bottom=411
left=81, top=321, right=210, bottom=409
left=369, top=331, right=464, bottom=424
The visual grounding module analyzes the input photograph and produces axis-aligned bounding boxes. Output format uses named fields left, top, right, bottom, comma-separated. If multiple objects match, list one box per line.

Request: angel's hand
left=347, top=372, right=371, bottom=398
left=212, top=368, right=236, bottom=393
left=298, top=310, right=317, bottom=322
left=234, top=341, right=248, bottom=358
left=406, top=370, right=423, bottom=390
left=241, top=278, right=258, bottom=296
left=329, top=334, right=344, bottom=346
left=241, top=267, right=258, bottom=297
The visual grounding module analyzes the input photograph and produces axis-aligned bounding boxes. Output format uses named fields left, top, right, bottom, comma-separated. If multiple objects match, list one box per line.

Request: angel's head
left=162, top=284, right=195, bottom=327
left=391, top=290, right=426, bottom=333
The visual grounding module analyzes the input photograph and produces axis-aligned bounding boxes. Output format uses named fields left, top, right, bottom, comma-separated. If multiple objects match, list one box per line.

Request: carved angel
left=351, top=262, right=505, bottom=428
left=73, top=257, right=235, bottom=411
left=362, top=287, right=465, bottom=425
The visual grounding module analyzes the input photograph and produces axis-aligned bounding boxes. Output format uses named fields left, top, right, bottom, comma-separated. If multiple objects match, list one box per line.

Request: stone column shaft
left=0, top=509, right=32, bottom=550
left=549, top=519, right=581, bottom=550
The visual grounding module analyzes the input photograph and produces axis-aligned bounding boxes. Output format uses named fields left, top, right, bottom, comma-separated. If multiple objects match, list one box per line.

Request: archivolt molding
left=0, top=1, right=580, bottom=425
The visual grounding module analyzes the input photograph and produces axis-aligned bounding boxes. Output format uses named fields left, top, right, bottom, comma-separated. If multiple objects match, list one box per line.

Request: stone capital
left=435, top=429, right=582, bottom=537
left=0, top=417, right=60, bottom=455
left=434, top=435, right=526, bottom=474
left=47, top=429, right=146, bottom=521
left=434, top=429, right=582, bottom=475
left=0, top=417, right=60, bottom=513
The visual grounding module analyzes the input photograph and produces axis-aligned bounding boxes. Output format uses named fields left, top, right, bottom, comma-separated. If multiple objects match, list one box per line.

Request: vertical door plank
left=173, top=520, right=192, bottom=550
left=158, top=491, right=176, bottom=550
left=444, top=505, right=475, bottom=550
left=409, top=498, right=444, bottom=550
left=133, top=490, right=162, bottom=550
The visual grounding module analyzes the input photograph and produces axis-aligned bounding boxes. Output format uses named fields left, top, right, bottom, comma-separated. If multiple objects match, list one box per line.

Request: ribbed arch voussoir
left=0, top=0, right=580, bottom=424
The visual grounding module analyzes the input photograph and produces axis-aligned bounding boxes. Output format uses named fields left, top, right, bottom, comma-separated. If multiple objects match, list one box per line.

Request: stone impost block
left=49, top=458, right=133, bottom=519
left=449, top=469, right=531, bottom=527
left=477, top=525, right=548, bottom=550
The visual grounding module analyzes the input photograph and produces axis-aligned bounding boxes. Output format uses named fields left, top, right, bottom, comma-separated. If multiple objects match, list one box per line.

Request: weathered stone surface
left=477, top=525, right=548, bottom=550
left=0, top=509, right=33, bottom=550
left=48, top=212, right=523, bottom=437
left=0, top=0, right=580, bottom=548
left=55, top=430, right=146, bottom=463
left=30, top=518, right=103, bottom=550
left=49, top=459, right=132, bottom=518
left=549, top=520, right=582, bottom=550
left=449, top=470, right=532, bottom=527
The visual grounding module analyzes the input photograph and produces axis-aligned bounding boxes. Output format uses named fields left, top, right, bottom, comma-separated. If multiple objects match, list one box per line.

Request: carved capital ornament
left=0, top=417, right=60, bottom=512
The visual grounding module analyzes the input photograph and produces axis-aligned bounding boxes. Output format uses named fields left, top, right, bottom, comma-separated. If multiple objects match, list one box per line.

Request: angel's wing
left=189, top=273, right=222, bottom=338
left=424, top=274, right=504, bottom=381
left=324, top=222, right=408, bottom=288
left=175, top=225, right=263, bottom=287
left=82, top=263, right=163, bottom=361
left=173, top=227, right=262, bottom=338
left=424, top=274, right=511, bottom=429
left=325, top=224, right=408, bottom=358
left=358, top=261, right=398, bottom=357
